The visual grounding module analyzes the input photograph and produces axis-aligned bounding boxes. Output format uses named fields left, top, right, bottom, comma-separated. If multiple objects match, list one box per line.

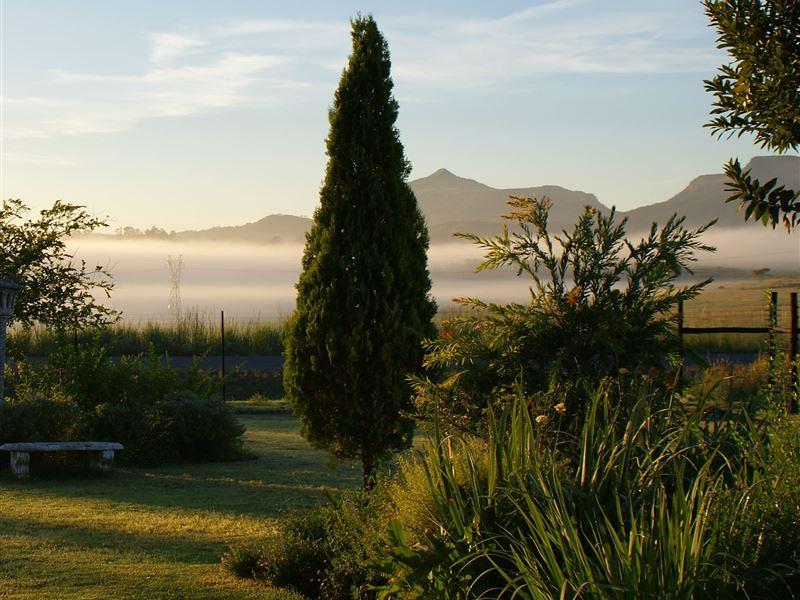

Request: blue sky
left=0, top=0, right=788, bottom=230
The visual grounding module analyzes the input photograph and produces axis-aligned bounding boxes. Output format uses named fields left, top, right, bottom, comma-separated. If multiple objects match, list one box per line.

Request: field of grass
left=8, top=276, right=799, bottom=358
left=0, top=412, right=360, bottom=599
left=682, top=276, right=799, bottom=354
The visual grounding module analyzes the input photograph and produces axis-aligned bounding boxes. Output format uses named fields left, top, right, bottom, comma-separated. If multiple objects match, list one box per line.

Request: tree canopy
left=0, top=198, right=117, bottom=328
left=282, top=15, right=437, bottom=487
left=704, top=0, right=800, bottom=230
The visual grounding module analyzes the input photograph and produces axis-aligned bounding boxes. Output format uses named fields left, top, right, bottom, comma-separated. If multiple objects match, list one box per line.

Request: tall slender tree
left=283, top=15, right=436, bottom=488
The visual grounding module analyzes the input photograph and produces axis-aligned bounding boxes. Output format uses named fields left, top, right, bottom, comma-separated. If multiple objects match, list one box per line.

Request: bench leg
left=10, top=451, right=30, bottom=479
left=89, top=450, right=115, bottom=473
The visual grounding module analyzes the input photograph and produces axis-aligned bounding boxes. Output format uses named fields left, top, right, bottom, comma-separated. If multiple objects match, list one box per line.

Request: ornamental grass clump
left=379, top=380, right=792, bottom=599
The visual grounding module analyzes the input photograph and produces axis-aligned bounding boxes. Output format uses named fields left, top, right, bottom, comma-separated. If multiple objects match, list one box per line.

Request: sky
left=0, top=0, right=792, bottom=231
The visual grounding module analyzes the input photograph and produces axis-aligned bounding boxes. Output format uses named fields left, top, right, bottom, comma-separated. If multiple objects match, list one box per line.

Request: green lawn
left=0, top=413, right=360, bottom=599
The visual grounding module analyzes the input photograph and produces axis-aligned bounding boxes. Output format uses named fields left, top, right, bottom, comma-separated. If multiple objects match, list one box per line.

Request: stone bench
left=0, top=442, right=124, bottom=478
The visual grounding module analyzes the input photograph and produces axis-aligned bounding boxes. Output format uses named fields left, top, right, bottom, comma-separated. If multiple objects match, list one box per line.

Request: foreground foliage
left=228, top=375, right=799, bottom=599
left=224, top=491, right=387, bottom=599
left=380, top=382, right=795, bottom=599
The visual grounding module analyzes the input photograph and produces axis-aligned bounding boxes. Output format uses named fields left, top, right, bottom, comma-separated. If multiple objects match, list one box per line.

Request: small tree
left=413, top=197, right=714, bottom=431
left=283, top=15, right=436, bottom=488
left=703, top=0, right=800, bottom=230
left=0, top=199, right=117, bottom=329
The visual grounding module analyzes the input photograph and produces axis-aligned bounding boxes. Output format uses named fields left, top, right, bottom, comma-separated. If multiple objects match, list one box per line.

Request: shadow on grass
left=0, top=413, right=360, bottom=519
left=0, top=512, right=229, bottom=564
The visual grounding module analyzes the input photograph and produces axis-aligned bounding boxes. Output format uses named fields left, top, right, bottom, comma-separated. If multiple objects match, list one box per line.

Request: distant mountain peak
left=415, top=168, right=491, bottom=191
left=747, top=154, right=800, bottom=168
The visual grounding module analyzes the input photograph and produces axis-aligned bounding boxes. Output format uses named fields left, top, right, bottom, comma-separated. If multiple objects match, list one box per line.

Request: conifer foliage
left=283, top=16, right=436, bottom=488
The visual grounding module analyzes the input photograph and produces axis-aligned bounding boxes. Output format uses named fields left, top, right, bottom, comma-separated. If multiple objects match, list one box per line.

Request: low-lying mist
left=68, top=226, right=798, bottom=320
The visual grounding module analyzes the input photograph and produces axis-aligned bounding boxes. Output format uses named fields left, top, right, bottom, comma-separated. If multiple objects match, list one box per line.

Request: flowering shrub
left=413, top=196, right=714, bottom=432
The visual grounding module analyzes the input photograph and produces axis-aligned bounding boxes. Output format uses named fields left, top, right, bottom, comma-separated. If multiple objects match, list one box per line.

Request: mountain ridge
left=103, top=155, right=799, bottom=244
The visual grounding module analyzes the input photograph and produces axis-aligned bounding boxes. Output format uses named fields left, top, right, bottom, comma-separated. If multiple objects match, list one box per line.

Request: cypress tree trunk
left=283, top=15, right=436, bottom=490
left=362, top=453, right=376, bottom=491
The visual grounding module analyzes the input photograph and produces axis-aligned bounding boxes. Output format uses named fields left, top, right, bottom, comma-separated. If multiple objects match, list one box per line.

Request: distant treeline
left=115, top=226, right=176, bottom=238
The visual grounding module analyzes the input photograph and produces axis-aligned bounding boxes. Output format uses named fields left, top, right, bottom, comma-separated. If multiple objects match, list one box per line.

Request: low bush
left=147, top=392, right=244, bottom=463
left=223, top=491, right=387, bottom=599
left=3, top=339, right=244, bottom=466
left=714, top=416, right=800, bottom=595
left=0, top=393, right=84, bottom=443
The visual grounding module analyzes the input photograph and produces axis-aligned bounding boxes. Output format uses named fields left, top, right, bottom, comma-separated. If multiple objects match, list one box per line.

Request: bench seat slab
left=0, top=442, right=123, bottom=452
left=1, top=442, right=123, bottom=478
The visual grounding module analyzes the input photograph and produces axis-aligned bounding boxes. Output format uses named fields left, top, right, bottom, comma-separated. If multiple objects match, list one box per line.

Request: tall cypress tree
left=283, top=15, right=436, bottom=488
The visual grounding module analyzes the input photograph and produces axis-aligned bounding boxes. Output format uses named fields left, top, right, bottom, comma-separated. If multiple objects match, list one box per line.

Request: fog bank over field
left=695, top=227, right=798, bottom=271
left=68, top=228, right=798, bottom=319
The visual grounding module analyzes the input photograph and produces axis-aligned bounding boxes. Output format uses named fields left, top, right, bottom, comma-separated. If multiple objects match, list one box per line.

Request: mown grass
left=0, top=412, right=360, bottom=600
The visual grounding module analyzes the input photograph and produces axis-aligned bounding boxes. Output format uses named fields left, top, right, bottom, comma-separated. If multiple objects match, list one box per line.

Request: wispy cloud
left=387, top=6, right=716, bottom=93
left=149, top=33, right=206, bottom=63
left=215, top=18, right=346, bottom=37
left=5, top=53, right=296, bottom=139
left=462, top=0, right=590, bottom=31
left=1, top=152, right=77, bottom=166
left=4, top=3, right=720, bottom=140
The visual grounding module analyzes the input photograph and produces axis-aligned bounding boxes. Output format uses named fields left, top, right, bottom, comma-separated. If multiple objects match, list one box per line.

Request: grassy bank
left=0, top=412, right=359, bottom=600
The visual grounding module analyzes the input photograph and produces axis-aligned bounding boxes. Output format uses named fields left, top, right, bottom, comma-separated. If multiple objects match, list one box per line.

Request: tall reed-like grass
left=8, top=310, right=286, bottom=356
left=380, top=383, right=788, bottom=599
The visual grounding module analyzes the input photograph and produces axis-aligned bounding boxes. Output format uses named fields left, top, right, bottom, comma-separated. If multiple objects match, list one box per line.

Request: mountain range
left=114, top=155, right=800, bottom=244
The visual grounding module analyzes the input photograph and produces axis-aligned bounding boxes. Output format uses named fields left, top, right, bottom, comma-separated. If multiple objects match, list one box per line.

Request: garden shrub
left=4, top=338, right=244, bottom=466
left=90, top=398, right=156, bottom=464
left=385, top=436, right=494, bottom=549
left=0, top=392, right=84, bottom=445
left=224, top=491, right=388, bottom=599
left=713, top=416, right=800, bottom=595
left=413, top=196, right=714, bottom=433
left=147, top=391, right=244, bottom=463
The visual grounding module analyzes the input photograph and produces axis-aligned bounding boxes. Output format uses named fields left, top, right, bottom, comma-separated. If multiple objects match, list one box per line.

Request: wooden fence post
left=791, top=292, right=798, bottom=414
left=768, top=291, right=778, bottom=394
